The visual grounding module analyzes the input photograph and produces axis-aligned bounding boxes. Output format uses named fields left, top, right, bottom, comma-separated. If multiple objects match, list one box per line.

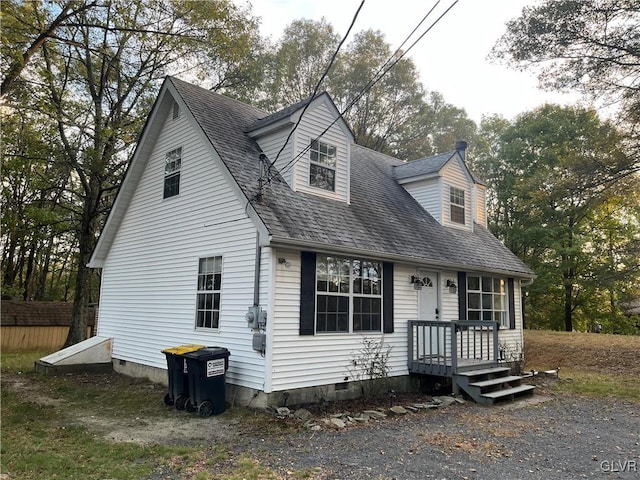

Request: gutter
left=267, top=235, right=536, bottom=280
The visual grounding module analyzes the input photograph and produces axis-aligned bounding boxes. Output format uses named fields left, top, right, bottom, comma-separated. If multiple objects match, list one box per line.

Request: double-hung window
left=467, top=275, right=507, bottom=327
left=315, top=255, right=382, bottom=333
left=164, top=147, right=182, bottom=199
left=309, top=139, right=336, bottom=191
left=196, top=256, right=222, bottom=329
left=450, top=186, right=465, bottom=225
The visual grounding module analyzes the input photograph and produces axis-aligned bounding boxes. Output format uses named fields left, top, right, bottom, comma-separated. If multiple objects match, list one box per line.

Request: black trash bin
left=182, top=346, right=230, bottom=417
left=161, top=344, right=204, bottom=410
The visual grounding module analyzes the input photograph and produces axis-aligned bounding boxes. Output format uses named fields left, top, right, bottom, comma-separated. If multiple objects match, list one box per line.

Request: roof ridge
left=169, top=76, right=269, bottom=118
left=246, top=91, right=329, bottom=132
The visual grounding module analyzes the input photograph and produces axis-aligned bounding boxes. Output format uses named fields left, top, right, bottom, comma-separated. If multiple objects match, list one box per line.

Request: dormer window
left=309, top=139, right=336, bottom=191
left=450, top=186, right=465, bottom=224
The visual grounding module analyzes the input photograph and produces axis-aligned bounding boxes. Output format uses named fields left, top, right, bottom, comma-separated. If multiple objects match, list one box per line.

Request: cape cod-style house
left=88, top=77, right=535, bottom=407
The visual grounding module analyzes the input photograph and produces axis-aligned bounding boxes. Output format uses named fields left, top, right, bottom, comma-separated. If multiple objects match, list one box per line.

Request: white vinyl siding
left=97, top=106, right=267, bottom=391
left=254, top=131, right=295, bottom=188
left=440, top=272, right=460, bottom=321
left=294, top=102, right=350, bottom=202
left=475, top=184, right=487, bottom=226
left=268, top=249, right=413, bottom=392
left=498, top=280, right=524, bottom=357
left=401, top=177, right=441, bottom=223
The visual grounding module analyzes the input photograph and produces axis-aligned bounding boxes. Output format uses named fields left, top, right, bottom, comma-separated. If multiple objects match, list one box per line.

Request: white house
left=89, top=77, right=535, bottom=407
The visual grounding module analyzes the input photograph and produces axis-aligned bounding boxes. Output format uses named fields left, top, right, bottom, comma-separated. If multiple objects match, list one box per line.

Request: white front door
left=418, top=271, right=444, bottom=357
left=419, top=271, right=439, bottom=321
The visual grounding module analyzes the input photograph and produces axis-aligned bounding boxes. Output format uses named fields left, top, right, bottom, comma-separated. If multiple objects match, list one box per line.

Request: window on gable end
left=450, top=186, right=465, bottom=225
left=196, top=256, right=222, bottom=329
left=164, top=147, right=182, bottom=199
left=309, top=139, right=336, bottom=191
left=172, top=101, right=180, bottom=120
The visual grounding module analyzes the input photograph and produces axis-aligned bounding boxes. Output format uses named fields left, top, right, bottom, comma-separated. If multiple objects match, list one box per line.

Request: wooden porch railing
left=407, top=320, right=499, bottom=377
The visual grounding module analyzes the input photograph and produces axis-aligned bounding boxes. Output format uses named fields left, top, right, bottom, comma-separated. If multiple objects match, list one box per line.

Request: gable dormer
left=246, top=93, right=354, bottom=203
left=393, top=141, right=487, bottom=230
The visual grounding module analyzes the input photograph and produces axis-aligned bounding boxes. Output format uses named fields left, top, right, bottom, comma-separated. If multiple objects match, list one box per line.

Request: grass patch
left=553, top=369, right=640, bottom=401
left=0, top=386, right=201, bottom=479
left=1, top=350, right=53, bottom=373
left=0, top=351, right=289, bottom=480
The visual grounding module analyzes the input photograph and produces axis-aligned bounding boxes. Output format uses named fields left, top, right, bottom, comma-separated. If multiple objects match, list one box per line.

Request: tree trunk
left=2, top=232, right=18, bottom=291
left=35, top=235, right=54, bottom=300
left=564, top=282, right=573, bottom=332
left=64, top=183, right=100, bottom=348
left=22, top=240, right=37, bottom=301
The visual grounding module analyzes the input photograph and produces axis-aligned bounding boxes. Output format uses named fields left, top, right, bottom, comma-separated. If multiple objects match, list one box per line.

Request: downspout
left=253, top=232, right=261, bottom=308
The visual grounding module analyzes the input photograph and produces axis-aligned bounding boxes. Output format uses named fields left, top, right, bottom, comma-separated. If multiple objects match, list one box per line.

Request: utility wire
left=263, top=0, right=366, bottom=183
left=274, top=0, right=459, bottom=181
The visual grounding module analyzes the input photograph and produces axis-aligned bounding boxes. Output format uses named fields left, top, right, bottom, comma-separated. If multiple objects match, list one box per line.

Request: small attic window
left=450, top=186, right=465, bottom=225
left=309, top=139, right=336, bottom=191
left=172, top=101, right=180, bottom=120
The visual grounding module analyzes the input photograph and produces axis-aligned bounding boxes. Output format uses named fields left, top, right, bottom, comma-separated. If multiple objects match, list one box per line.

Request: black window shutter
left=299, top=251, right=316, bottom=335
left=457, top=272, right=467, bottom=321
left=508, top=278, right=516, bottom=329
left=383, top=262, right=394, bottom=333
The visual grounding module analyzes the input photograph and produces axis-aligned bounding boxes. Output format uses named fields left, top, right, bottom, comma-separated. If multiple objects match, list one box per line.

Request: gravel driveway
left=240, top=394, right=640, bottom=480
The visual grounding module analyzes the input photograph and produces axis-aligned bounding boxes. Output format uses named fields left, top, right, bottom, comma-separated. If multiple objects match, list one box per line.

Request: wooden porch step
left=455, top=367, right=510, bottom=378
left=480, top=384, right=535, bottom=400
left=470, top=375, right=523, bottom=388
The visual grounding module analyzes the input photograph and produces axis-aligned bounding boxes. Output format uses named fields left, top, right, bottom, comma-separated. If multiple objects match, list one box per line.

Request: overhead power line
left=264, top=0, right=366, bottom=183
left=273, top=0, right=460, bottom=182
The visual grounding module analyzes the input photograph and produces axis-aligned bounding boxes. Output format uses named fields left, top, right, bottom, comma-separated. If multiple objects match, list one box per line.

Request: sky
left=238, top=0, right=579, bottom=123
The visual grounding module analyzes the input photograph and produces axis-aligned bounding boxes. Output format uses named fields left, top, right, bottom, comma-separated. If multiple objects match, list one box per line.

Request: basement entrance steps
left=35, top=336, right=113, bottom=375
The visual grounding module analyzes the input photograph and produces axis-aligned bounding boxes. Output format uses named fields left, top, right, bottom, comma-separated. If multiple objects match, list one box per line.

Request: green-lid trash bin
left=161, top=344, right=205, bottom=410
left=182, top=346, right=230, bottom=417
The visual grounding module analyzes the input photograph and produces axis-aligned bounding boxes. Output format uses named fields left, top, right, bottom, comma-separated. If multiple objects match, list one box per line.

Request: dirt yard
left=3, top=331, right=640, bottom=479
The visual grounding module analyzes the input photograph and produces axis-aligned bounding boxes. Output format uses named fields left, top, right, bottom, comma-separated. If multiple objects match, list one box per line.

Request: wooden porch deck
left=407, top=320, right=535, bottom=404
left=409, top=355, right=496, bottom=377
left=407, top=320, right=499, bottom=377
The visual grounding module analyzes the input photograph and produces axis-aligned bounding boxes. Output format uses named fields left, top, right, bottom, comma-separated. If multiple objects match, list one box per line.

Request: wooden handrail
left=408, top=320, right=499, bottom=376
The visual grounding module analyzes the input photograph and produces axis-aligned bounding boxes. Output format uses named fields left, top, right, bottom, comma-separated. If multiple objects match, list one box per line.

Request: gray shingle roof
left=246, top=94, right=321, bottom=132
left=394, top=151, right=487, bottom=186
left=170, top=77, right=533, bottom=277
left=393, top=152, right=455, bottom=180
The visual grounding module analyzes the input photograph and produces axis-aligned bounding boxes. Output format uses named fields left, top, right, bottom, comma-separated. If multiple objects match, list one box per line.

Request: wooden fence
left=1, top=300, right=96, bottom=352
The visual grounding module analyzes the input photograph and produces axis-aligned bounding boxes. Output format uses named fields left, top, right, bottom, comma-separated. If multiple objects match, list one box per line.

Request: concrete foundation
left=34, top=361, right=113, bottom=376
left=112, top=357, right=421, bottom=409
